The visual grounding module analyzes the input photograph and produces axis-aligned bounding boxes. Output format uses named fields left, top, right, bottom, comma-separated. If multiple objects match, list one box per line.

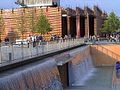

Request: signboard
left=17, top=0, right=60, bottom=7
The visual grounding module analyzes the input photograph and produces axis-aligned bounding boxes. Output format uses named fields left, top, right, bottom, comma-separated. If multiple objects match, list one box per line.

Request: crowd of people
left=106, top=34, right=120, bottom=42
left=84, top=33, right=120, bottom=43
left=25, top=34, right=77, bottom=48
left=50, top=34, right=73, bottom=41
left=3, top=33, right=120, bottom=47
left=84, top=35, right=100, bottom=43
left=26, top=35, right=44, bottom=48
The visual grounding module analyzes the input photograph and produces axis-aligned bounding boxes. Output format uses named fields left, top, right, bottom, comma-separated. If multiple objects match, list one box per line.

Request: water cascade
left=0, top=60, right=63, bottom=90
left=69, top=51, right=95, bottom=86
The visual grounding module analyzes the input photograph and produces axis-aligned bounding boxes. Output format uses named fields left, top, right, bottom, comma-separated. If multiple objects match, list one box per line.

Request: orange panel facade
left=0, top=7, right=62, bottom=41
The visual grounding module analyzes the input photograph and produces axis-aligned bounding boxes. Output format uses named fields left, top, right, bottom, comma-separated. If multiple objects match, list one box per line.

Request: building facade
left=0, top=6, right=106, bottom=41
left=61, top=6, right=107, bottom=38
left=16, top=0, right=60, bottom=7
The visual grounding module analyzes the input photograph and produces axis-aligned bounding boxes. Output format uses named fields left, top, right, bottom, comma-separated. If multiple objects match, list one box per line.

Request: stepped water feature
left=68, top=46, right=96, bottom=86
left=69, top=57, right=95, bottom=86
left=0, top=60, right=63, bottom=90
left=0, top=44, right=120, bottom=90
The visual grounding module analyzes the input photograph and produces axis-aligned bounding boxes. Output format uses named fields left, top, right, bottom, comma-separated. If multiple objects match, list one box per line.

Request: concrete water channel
left=0, top=44, right=120, bottom=90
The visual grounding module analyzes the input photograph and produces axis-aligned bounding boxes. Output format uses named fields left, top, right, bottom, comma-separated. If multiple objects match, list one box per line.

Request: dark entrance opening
left=58, top=63, right=69, bottom=88
left=62, top=17, right=68, bottom=38
left=7, top=30, right=18, bottom=43
left=80, top=16, right=85, bottom=37
left=70, top=16, right=76, bottom=38
left=89, top=15, right=94, bottom=36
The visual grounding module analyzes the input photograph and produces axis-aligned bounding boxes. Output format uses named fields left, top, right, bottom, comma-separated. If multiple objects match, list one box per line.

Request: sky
left=0, top=0, right=120, bottom=16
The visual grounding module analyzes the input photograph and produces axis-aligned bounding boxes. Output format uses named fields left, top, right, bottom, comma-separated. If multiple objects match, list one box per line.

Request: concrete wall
left=58, top=63, right=69, bottom=88
left=90, top=45, right=120, bottom=67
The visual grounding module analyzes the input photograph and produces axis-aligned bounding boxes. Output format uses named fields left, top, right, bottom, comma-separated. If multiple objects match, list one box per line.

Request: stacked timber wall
left=0, top=7, right=62, bottom=41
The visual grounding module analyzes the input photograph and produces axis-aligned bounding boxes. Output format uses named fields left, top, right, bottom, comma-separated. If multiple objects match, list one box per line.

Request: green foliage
left=30, top=9, right=36, bottom=34
left=34, top=12, right=51, bottom=35
left=18, top=21, right=25, bottom=35
left=101, top=12, right=120, bottom=33
left=17, top=10, right=27, bottom=37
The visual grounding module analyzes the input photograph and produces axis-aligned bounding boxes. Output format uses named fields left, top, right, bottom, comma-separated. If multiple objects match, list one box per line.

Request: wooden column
left=76, top=15, right=80, bottom=38
left=85, top=13, right=89, bottom=37
left=94, top=17, right=97, bottom=35
left=67, top=16, right=71, bottom=35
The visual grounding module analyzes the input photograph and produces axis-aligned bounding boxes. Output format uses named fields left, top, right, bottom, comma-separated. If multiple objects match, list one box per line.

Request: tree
left=17, top=8, right=27, bottom=39
left=0, top=15, right=5, bottom=61
left=30, top=8, right=36, bottom=35
left=0, top=15, right=5, bottom=42
left=101, top=12, right=120, bottom=34
left=34, top=11, right=51, bottom=35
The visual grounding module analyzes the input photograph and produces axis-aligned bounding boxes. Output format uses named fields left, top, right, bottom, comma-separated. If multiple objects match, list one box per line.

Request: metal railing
left=0, top=38, right=84, bottom=64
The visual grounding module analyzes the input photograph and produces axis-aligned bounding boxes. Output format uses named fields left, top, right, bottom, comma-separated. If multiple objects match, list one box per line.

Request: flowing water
left=0, top=60, right=63, bottom=90
left=69, top=55, right=95, bottom=86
